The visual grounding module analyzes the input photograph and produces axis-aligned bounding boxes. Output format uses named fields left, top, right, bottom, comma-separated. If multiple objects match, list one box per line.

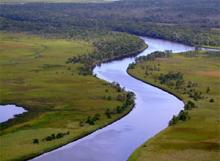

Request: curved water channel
left=29, top=37, right=194, bottom=161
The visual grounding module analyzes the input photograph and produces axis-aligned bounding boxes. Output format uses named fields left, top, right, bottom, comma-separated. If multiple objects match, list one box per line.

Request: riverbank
left=23, top=102, right=136, bottom=161
left=0, top=31, right=145, bottom=161
left=127, top=51, right=220, bottom=161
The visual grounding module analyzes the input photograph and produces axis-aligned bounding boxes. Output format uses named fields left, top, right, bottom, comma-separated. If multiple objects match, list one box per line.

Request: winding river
left=29, top=37, right=194, bottom=161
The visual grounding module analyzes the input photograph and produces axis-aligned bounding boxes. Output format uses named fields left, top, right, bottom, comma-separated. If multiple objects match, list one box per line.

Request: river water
left=27, top=37, right=194, bottom=161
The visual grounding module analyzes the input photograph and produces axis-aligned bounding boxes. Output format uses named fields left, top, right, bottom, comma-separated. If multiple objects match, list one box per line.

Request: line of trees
left=66, top=32, right=146, bottom=75
left=0, top=0, right=220, bottom=46
left=79, top=91, right=135, bottom=126
left=33, top=131, right=70, bottom=144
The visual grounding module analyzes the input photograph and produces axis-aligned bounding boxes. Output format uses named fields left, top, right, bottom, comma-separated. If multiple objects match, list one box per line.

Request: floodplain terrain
left=128, top=51, right=220, bottom=161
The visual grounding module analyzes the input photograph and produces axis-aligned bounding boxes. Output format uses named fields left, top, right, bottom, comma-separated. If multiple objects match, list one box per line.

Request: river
left=28, top=37, right=193, bottom=161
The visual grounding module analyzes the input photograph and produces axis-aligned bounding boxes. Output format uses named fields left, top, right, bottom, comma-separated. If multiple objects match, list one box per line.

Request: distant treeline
left=67, top=32, right=146, bottom=75
left=0, top=0, right=220, bottom=46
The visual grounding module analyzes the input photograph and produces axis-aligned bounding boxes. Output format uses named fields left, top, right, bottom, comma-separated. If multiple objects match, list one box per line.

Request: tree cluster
left=32, top=131, right=70, bottom=144
left=169, top=110, right=190, bottom=126
left=66, top=32, right=145, bottom=75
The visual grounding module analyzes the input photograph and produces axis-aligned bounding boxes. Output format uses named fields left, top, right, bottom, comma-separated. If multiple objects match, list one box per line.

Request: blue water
left=30, top=37, right=194, bottom=161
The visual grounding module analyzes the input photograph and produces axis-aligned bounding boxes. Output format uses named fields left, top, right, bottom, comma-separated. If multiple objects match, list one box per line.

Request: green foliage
left=56, top=131, right=70, bottom=139
left=0, top=32, right=135, bottom=161
left=169, top=115, right=179, bottom=126
left=159, top=72, right=184, bottom=85
left=135, top=51, right=171, bottom=63
left=42, top=132, right=70, bottom=142
left=67, top=32, right=146, bottom=75
left=178, top=110, right=190, bottom=121
left=206, top=87, right=210, bottom=93
left=0, top=0, right=220, bottom=46
left=188, top=89, right=202, bottom=101
left=128, top=63, right=135, bottom=69
left=104, top=92, right=135, bottom=118
left=85, top=113, right=101, bottom=125
left=184, top=100, right=196, bottom=110
left=116, top=94, right=125, bottom=102
left=127, top=51, right=220, bottom=161
left=209, top=98, right=215, bottom=103
left=105, top=108, right=112, bottom=119
left=169, top=110, right=190, bottom=126
left=32, top=139, right=39, bottom=144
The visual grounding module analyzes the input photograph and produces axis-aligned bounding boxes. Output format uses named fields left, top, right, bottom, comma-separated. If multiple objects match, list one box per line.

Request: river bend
left=30, top=37, right=194, bottom=161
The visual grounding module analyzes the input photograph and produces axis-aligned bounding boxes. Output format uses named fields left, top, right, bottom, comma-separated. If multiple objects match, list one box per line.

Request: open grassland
left=128, top=51, right=220, bottom=161
left=0, top=32, right=135, bottom=161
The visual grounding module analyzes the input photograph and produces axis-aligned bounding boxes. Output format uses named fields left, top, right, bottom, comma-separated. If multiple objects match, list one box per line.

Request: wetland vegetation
left=0, top=32, right=138, bottom=161
left=0, top=0, right=220, bottom=161
left=128, top=51, right=220, bottom=161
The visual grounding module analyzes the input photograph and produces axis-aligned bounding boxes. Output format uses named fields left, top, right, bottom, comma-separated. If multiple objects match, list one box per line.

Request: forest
left=0, top=1, right=220, bottom=161
left=0, top=0, right=220, bottom=47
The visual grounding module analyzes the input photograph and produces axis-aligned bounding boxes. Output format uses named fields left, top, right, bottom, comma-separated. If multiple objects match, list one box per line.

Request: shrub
left=169, top=116, right=178, bottom=126
left=93, top=113, right=101, bottom=121
left=56, top=133, right=64, bottom=139
left=86, top=116, right=95, bottom=125
left=33, top=139, right=39, bottom=144
left=79, top=121, right=84, bottom=127
left=209, top=98, right=214, bottom=103
left=105, top=108, right=112, bottom=119
left=169, top=110, right=190, bottom=126
left=128, top=63, right=135, bottom=69
left=206, top=87, right=210, bottom=93
left=178, top=110, right=190, bottom=121
left=86, top=113, right=101, bottom=125
left=116, top=94, right=125, bottom=101
left=107, top=96, right=112, bottom=100
left=116, top=106, right=122, bottom=114
left=184, top=100, right=196, bottom=110
left=45, top=134, right=56, bottom=141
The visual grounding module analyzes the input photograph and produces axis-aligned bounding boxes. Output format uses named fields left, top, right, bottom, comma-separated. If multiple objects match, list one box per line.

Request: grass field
left=0, top=32, right=134, bottom=161
left=128, top=51, right=220, bottom=161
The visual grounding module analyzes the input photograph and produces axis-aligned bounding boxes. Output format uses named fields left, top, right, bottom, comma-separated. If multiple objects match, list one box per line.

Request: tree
left=184, top=100, right=196, bottom=110
left=33, top=139, right=39, bottom=144
left=178, top=110, right=190, bottom=121
left=209, top=98, right=214, bottom=103
left=206, top=87, right=210, bottom=93
left=116, top=106, right=122, bottom=114
left=105, top=108, right=112, bottom=119
left=169, top=115, right=178, bottom=126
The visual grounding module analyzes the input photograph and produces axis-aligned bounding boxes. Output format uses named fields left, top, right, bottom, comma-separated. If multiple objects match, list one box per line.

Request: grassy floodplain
left=0, top=31, right=141, bottom=161
left=128, top=51, right=220, bottom=161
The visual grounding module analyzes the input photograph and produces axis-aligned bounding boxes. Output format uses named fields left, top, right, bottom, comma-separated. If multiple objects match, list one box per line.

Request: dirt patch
left=197, top=71, right=220, bottom=78
left=0, top=43, right=33, bottom=49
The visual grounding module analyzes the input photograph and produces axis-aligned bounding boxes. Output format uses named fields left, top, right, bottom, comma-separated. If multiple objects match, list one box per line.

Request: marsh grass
left=128, top=51, right=220, bottom=161
left=0, top=32, right=133, bottom=161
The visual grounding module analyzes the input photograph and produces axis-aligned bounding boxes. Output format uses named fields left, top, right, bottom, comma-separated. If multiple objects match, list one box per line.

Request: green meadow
left=128, top=51, right=220, bottom=161
left=0, top=32, right=134, bottom=161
